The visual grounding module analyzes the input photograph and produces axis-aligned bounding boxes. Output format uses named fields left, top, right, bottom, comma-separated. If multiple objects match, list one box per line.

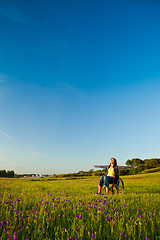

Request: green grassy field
left=0, top=172, right=160, bottom=240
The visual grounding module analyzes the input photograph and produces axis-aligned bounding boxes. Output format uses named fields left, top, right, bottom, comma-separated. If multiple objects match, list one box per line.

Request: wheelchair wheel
left=116, top=178, right=124, bottom=193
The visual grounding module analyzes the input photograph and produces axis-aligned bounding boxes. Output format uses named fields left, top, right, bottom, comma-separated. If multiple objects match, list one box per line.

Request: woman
left=93, top=158, right=136, bottom=194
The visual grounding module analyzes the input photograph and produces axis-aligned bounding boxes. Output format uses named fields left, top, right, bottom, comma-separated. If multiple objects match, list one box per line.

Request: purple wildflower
left=13, top=235, right=17, bottom=240
left=106, top=217, right=110, bottom=222
left=18, top=224, right=22, bottom=229
left=119, top=232, right=123, bottom=236
left=91, top=233, right=95, bottom=238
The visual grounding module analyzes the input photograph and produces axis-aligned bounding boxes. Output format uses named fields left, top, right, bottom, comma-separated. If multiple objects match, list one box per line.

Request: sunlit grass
left=0, top=172, right=159, bottom=239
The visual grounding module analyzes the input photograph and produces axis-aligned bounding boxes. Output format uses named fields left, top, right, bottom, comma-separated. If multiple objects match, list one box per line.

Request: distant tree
left=132, top=158, right=143, bottom=166
left=144, top=158, right=160, bottom=169
left=119, top=168, right=130, bottom=175
left=137, top=164, right=145, bottom=172
left=6, top=170, right=15, bottom=178
left=0, top=170, right=7, bottom=177
left=125, top=159, right=133, bottom=166
left=126, top=158, right=143, bottom=166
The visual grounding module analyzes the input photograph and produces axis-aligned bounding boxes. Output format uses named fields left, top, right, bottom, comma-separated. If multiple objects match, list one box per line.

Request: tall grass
left=0, top=172, right=159, bottom=239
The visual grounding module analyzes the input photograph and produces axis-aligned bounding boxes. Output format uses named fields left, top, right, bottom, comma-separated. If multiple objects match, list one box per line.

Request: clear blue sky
left=0, top=0, right=160, bottom=174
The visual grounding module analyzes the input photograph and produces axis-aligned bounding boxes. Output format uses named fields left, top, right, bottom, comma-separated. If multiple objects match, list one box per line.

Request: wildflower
left=18, top=224, right=22, bottom=229
left=119, top=232, right=123, bottom=236
left=75, top=236, right=78, bottom=240
left=123, top=204, right=126, bottom=207
left=45, top=233, right=49, bottom=237
left=91, top=233, right=95, bottom=238
left=13, top=235, right=17, bottom=240
left=153, top=213, right=156, bottom=216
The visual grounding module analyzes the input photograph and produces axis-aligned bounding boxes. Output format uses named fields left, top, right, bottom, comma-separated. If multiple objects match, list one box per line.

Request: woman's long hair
left=108, top=158, right=117, bottom=168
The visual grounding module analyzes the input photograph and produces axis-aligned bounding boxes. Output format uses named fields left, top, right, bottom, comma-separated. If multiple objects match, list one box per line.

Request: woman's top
left=107, top=167, right=115, bottom=177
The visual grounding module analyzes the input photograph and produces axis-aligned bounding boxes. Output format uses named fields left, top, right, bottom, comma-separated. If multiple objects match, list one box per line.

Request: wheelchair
left=97, top=174, right=124, bottom=194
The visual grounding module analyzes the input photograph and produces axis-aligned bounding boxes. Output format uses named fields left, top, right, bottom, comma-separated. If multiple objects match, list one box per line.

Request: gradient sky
left=0, top=0, right=160, bottom=174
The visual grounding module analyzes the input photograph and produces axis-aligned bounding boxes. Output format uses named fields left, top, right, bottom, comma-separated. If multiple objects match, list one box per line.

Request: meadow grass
left=0, top=172, right=159, bottom=240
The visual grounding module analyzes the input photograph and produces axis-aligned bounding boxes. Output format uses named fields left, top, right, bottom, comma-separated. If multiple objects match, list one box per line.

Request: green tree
left=132, top=158, right=143, bottom=166
left=0, top=170, right=7, bottom=177
left=126, top=158, right=143, bottom=166
left=6, top=170, right=15, bottom=178
left=144, top=158, right=160, bottom=169
left=125, top=159, right=133, bottom=166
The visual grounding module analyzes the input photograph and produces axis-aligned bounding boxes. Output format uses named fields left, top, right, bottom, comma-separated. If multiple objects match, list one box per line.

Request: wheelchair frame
left=97, top=168, right=124, bottom=194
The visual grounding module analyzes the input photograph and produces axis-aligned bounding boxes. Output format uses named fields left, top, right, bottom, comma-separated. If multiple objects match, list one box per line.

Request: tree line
left=119, top=158, right=160, bottom=175
left=0, top=170, right=15, bottom=178
left=125, top=158, right=160, bottom=168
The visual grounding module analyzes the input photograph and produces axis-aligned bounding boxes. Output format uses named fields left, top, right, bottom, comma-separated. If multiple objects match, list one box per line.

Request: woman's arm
left=93, top=165, right=108, bottom=168
left=118, top=166, right=137, bottom=169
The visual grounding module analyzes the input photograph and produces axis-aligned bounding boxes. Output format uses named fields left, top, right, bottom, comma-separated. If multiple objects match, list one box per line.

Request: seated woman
left=93, top=158, right=136, bottom=194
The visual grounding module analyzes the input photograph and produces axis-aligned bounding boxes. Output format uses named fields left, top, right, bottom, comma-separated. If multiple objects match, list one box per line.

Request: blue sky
left=0, top=0, right=160, bottom=174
